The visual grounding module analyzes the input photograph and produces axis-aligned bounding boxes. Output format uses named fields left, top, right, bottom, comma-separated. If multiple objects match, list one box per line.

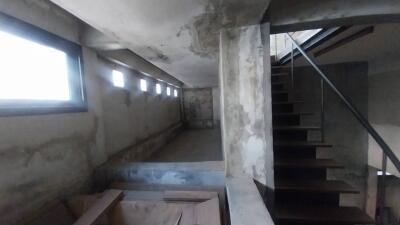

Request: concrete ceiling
left=49, top=0, right=271, bottom=88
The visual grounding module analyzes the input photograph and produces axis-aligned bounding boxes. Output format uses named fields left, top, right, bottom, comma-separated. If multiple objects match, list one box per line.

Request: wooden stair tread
left=274, top=141, right=332, bottom=147
left=275, top=159, right=343, bottom=168
left=271, top=72, right=289, bottom=77
left=273, top=101, right=304, bottom=105
left=275, top=205, right=375, bottom=224
left=271, top=81, right=287, bottom=85
left=274, top=126, right=320, bottom=131
left=276, top=180, right=359, bottom=193
left=273, top=112, right=314, bottom=116
left=272, top=90, right=301, bottom=94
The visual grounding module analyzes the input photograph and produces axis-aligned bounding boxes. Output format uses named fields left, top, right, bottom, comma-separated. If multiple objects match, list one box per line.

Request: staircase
left=271, top=67, right=375, bottom=225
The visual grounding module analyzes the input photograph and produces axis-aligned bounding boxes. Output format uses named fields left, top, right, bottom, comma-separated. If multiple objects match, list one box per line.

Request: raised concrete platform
left=94, top=161, right=225, bottom=191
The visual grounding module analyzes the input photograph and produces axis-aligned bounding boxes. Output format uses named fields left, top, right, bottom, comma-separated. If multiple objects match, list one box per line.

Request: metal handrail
left=286, top=33, right=400, bottom=172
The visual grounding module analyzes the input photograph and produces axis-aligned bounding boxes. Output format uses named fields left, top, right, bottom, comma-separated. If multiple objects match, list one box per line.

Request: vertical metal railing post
left=321, top=79, right=325, bottom=142
left=291, top=43, right=294, bottom=88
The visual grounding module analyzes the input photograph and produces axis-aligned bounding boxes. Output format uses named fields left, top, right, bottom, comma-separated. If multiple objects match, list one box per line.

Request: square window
left=0, top=12, right=86, bottom=116
left=156, top=83, right=162, bottom=95
left=174, top=89, right=178, bottom=97
left=140, top=79, right=147, bottom=92
left=0, top=30, right=70, bottom=101
left=166, top=87, right=171, bottom=96
left=112, top=70, right=124, bottom=88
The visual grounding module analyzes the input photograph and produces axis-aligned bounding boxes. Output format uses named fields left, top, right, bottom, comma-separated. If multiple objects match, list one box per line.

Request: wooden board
left=111, top=200, right=182, bottom=225
left=195, top=198, right=221, bottom=225
left=163, top=190, right=219, bottom=202
left=73, top=190, right=122, bottom=225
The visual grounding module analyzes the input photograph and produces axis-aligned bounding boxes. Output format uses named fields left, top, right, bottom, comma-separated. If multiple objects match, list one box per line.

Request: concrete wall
left=293, top=62, right=369, bottom=209
left=368, top=58, right=400, bottom=177
left=183, top=88, right=214, bottom=129
left=385, top=177, right=400, bottom=222
left=0, top=1, right=182, bottom=224
left=368, top=58, right=400, bottom=222
left=99, top=58, right=182, bottom=162
left=212, top=87, right=221, bottom=127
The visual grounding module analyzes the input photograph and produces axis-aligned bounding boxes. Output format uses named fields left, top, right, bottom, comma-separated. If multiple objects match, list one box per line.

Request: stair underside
left=275, top=159, right=343, bottom=168
left=275, top=205, right=375, bottom=224
left=275, top=180, right=359, bottom=193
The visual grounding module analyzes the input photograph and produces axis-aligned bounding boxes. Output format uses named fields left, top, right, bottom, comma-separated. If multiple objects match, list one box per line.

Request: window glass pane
left=112, top=70, right=124, bottom=88
left=0, top=30, right=70, bottom=101
left=174, top=89, right=178, bottom=97
left=156, top=83, right=162, bottom=94
left=140, top=79, right=147, bottom=92
left=166, top=87, right=171, bottom=96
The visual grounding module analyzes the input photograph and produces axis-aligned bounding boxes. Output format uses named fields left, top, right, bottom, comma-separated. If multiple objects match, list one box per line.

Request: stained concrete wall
left=183, top=88, right=214, bottom=129
left=368, top=58, right=400, bottom=177
left=293, top=62, right=369, bottom=209
left=368, top=58, right=400, bottom=222
left=385, top=177, right=400, bottom=222
left=99, top=58, right=182, bottom=161
left=212, top=87, right=221, bottom=127
left=219, top=23, right=274, bottom=188
left=0, top=0, right=182, bottom=224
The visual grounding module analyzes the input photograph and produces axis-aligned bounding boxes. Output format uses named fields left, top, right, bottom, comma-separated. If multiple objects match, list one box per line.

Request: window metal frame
left=0, top=12, right=87, bottom=117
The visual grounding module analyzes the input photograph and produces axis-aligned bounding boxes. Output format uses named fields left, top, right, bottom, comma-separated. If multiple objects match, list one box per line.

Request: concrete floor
left=147, top=128, right=223, bottom=162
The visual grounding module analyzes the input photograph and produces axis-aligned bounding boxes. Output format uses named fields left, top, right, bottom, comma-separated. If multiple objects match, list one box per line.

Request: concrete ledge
left=226, top=177, right=275, bottom=225
left=94, top=161, right=225, bottom=190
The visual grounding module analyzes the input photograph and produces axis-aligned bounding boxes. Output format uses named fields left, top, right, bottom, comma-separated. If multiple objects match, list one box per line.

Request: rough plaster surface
left=49, top=0, right=271, bottom=87
left=219, top=24, right=274, bottom=187
left=293, top=62, right=369, bottom=208
left=368, top=67, right=400, bottom=177
left=183, top=88, right=214, bottom=129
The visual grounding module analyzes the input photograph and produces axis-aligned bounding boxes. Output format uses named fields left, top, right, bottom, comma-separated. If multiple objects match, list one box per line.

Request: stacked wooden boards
left=69, top=189, right=222, bottom=225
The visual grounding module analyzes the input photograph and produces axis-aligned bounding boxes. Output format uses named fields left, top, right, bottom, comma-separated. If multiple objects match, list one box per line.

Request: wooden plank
left=73, top=190, right=122, bottom=225
left=111, top=200, right=182, bottom=225
left=163, top=191, right=218, bottom=202
left=195, top=197, right=221, bottom=225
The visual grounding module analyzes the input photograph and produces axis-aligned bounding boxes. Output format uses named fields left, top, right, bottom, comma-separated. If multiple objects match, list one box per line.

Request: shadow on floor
left=147, top=128, right=223, bottom=162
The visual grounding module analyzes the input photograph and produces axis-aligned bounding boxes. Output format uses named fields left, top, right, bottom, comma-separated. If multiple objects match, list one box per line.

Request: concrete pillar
left=219, top=23, right=274, bottom=188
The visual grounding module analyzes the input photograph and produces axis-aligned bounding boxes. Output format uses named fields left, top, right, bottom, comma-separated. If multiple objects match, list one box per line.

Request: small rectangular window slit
left=140, top=79, right=147, bottom=92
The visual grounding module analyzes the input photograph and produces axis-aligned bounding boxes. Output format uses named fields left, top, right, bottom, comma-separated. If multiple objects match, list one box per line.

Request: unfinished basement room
left=1, top=0, right=400, bottom=225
